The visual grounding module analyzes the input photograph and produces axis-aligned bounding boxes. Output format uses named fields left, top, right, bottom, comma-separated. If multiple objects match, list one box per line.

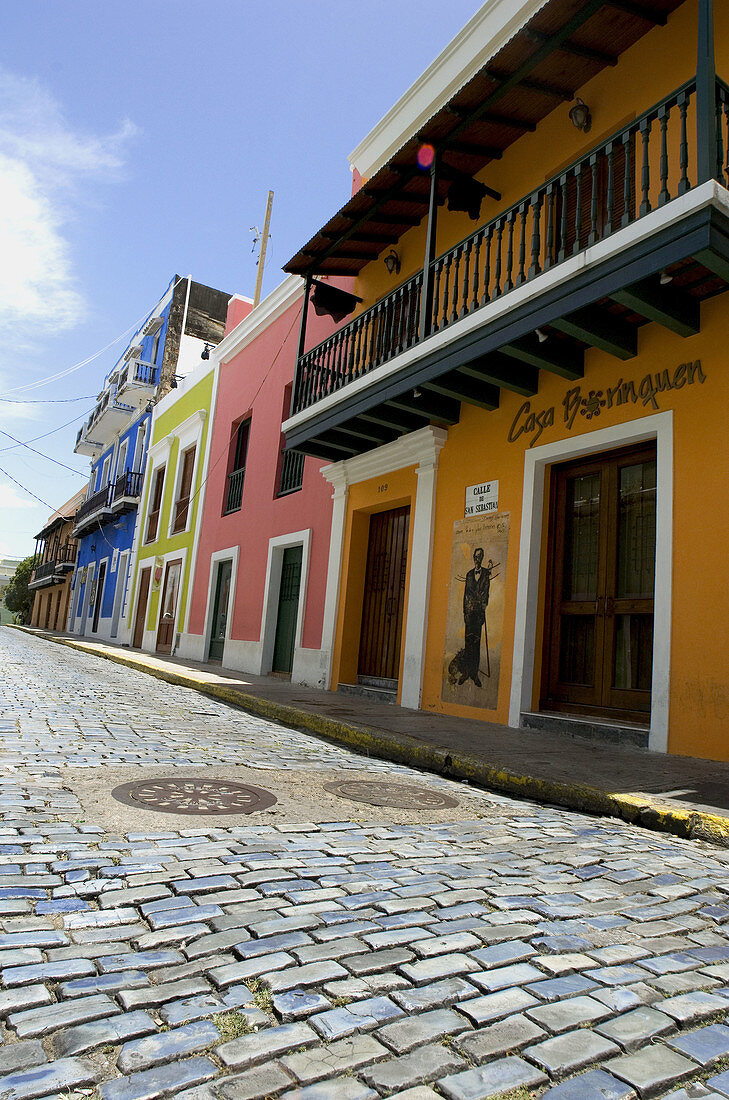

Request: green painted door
left=208, top=559, right=232, bottom=662
left=272, top=546, right=302, bottom=674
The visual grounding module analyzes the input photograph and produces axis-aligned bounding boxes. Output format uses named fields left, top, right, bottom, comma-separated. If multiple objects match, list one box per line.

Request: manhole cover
left=111, top=778, right=277, bottom=815
left=324, top=779, right=459, bottom=809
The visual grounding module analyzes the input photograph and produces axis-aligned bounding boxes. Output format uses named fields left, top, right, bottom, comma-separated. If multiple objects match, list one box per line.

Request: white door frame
left=508, top=410, right=673, bottom=753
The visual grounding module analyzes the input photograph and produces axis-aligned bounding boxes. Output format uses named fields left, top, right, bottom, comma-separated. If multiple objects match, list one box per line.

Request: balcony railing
left=113, top=469, right=143, bottom=502
left=30, top=542, right=77, bottom=587
left=224, top=467, right=246, bottom=514
left=293, top=77, right=729, bottom=418
left=75, top=484, right=113, bottom=525
left=278, top=449, right=305, bottom=496
left=118, top=359, right=158, bottom=389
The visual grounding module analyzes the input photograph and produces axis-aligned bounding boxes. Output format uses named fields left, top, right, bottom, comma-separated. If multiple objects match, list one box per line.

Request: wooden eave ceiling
left=284, top=0, right=687, bottom=277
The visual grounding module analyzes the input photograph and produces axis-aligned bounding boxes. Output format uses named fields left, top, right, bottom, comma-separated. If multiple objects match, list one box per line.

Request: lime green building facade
left=126, top=363, right=216, bottom=655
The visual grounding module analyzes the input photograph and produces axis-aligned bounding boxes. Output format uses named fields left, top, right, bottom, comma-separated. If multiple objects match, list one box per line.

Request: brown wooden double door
left=543, top=444, right=656, bottom=721
left=358, top=506, right=410, bottom=685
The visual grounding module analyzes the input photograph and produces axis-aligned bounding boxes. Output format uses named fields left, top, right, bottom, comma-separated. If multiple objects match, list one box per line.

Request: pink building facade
left=181, top=277, right=339, bottom=686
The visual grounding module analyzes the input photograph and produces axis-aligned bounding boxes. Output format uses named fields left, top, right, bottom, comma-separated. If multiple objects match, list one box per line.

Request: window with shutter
left=145, top=465, right=165, bottom=543
left=173, top=446, right=196, bottom=533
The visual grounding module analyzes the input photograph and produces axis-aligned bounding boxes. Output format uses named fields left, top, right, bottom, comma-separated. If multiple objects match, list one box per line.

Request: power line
left=0, top=275, right=186, bottom=398
left=0, top=396, right=95, bottom=404
left=0, top=408, right=94, bottom=454
left=0, top=430, right=88, bottom=476
left=0, top=464, right=59, bottom=514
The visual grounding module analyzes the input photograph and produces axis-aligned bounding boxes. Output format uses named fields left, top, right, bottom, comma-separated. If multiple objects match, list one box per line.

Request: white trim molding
left=259, top=529, right=313, bottom=683
left=320, top=425, right=448, bottom=699
left=508, top=410, right=673, bottom=754
left=179, top=545, right=240, bottom=663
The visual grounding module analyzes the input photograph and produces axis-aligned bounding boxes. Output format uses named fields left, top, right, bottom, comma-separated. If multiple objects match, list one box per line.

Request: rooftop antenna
left=251, top=190, right=274, bottom=309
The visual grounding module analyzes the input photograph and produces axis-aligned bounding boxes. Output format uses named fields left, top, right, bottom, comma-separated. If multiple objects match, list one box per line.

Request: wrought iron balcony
left=278, top=449, right=305, bottom=496
left=224, top=467, right=246, bottom=514
left=112, top=469, right=143, bottom=512
left=73, top=484, right=113, bottom=535
left=288, top=77, right=729, bottom=458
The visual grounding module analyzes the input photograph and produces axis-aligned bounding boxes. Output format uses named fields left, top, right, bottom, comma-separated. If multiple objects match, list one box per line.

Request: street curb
left=10, top=624, right=729, bottom=848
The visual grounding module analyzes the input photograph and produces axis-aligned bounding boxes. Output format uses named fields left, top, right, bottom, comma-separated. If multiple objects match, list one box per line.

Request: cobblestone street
left=3, top=629, right=729, bottom=1100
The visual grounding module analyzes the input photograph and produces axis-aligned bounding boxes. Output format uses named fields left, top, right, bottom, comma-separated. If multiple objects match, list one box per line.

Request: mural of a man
left=460, top=547, right=492, bottom=686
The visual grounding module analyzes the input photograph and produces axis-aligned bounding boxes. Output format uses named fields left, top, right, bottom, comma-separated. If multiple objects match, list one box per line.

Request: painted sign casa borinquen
left=442, top=512, right=509, bottom=711
left=508, top=359, right=706, bottom=448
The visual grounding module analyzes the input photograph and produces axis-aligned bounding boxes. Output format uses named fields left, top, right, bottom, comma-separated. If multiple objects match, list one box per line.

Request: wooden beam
left=299, top=440, right=352, bottom=463
left=607, top=0, right=667, bottom=24
left=422, top=373, right=499, bottom=411
left=458, top=352, right=539, bottom=396
left=479, top=112, right=536, bottom=132
left=445, top=141, right=504, bottom=159
left=359, top=406, right=431, bottom=433
left=316, top=430, right=362, bottom=456
left=611, top=278, right=701, bottom=337
left=338, top=418, right=399, bottom=445
left=551, top=306, right=638, bottom=360
left=524, top=28, right=618, bottom=67
left=322, top=231, right=398, bottom=244
left=386, top=390, right=461, bottom=424
left=502, top=335, right=584, bottom=379
left=370, top=214, right=422, bottom=226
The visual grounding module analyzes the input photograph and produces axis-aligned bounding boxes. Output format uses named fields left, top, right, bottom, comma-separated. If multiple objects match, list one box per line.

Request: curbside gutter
left=10, top=624, right=729, bottom=848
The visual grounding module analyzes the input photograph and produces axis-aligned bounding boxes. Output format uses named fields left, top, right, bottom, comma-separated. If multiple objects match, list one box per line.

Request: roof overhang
left=285, top=0, right=687, bottom=278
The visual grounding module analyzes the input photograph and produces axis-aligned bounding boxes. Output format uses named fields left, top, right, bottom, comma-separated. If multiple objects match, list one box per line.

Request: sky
left=0, top=0, right=480, bottom=560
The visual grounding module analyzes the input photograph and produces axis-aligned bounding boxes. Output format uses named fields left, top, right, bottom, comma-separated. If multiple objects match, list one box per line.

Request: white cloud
left=0, top=69, right=136, bottom=340
left=0, top=481, right=36, bottom=510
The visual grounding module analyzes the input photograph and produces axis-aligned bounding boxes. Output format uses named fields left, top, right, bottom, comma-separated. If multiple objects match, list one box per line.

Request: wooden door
left=133, top=567, right=151, bottom=649
left=358, top=506, right=410, bottom=684
left=208, top=559, right=232, bottom=662
left=543, top=444, right=656, bottom=721
left=92, top=561, right=106, bottom=633
left=156, top=559, right=182, bottom=655
left=272, top=546, right=302, bottom=674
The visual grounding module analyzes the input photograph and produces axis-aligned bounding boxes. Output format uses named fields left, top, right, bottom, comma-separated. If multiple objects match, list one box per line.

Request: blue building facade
left=68, top=275, right=230, bottom=642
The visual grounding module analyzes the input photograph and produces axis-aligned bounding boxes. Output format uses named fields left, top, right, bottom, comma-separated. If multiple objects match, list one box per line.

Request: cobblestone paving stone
left=3, top=630, right=729, bottom=1099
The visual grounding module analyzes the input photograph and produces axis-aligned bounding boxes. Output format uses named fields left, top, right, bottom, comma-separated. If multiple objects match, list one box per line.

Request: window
left=172, top=445, right=196, bottom=533
left=224, top=418, right=251, bottom=514
left=116, top=440, right=128, bottom=482
left=100, top=455, right=111, bottom=488
left=276, top=385, right=304, bottom=496
left=145, top=465, right=165, bottom=543
left=151, top=331, right=161, bottom=364
left=133, top=422, right=147, bottom=473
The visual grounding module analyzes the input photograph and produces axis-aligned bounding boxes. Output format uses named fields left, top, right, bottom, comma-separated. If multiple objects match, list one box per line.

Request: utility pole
left=252, top=191, right=274, bottom=308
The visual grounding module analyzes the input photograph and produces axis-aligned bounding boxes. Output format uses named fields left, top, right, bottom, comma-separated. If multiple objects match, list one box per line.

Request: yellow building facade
left=284, top=0, right=729, bottom=761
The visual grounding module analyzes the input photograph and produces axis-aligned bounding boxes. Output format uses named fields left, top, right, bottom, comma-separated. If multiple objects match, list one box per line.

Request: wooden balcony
left=29, top=543, right=77, bottom=589
left=286, top=76, right=729, bottom=460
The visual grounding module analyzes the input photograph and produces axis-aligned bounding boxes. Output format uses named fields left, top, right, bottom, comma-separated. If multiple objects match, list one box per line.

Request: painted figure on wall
left=442, top=513, right=509, bottom=710
left=460, top=548, right=495, bottom=687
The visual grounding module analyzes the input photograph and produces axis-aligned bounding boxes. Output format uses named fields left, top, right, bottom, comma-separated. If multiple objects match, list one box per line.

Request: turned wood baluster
left=588, top=154, right=600, bottom=246
left=451, top=248, right=462, bottom=323
left=544, top=185, right=555, bottom=270
left=658, top=104, right=671, bottom=206
left=432, top=260, right=443, bottom=331
left=471, top=231, right=482, bottom=311
left=639, top=118, right=652, bottom=216
left=503, top=210, right=516, bottom=292
left=481, top=225, right=493, bottom=306
left=493, top=218, right=504, bottom=297
left=517, top=202, right=528, bottom=283
left=679, top=92, right=691, bottom=195
left=573, top=164, right=584, bottom=254
left=528, top=193, right=543, bottom=278
left=622, top=131, right=633, bottom=228
left=558, top=175, right=569, bottom=262
left=461, top=239, right=472, bottom=317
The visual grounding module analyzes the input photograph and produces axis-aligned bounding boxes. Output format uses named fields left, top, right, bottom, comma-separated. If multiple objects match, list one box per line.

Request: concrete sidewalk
left=11, top=624, right=729, bottom=846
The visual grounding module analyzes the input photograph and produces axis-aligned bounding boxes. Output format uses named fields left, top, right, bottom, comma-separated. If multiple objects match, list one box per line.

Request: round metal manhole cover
left=324, top=779, right=459, bottom=810
left=111, top=778, right=277, bottom=816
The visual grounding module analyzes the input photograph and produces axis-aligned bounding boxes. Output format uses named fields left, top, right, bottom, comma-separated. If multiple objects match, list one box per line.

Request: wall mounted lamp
left=569, top=98, right=592, bottom=134
left=659, top=270, right=674, bottom=286
left=201, top=343, right=212, bottom=360
left=384, top=249, right=401, bottom=276
left=535, top=328, right=549, bottom=344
